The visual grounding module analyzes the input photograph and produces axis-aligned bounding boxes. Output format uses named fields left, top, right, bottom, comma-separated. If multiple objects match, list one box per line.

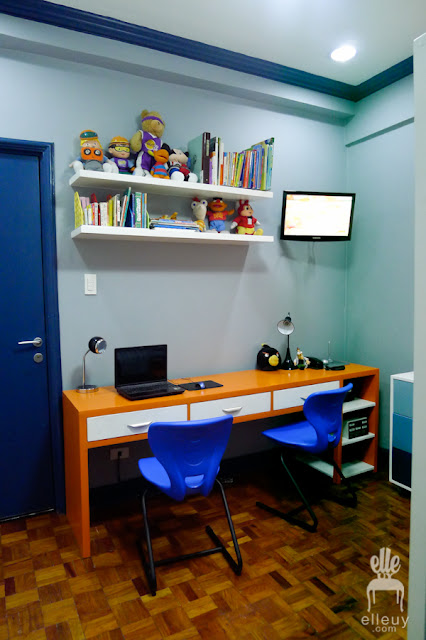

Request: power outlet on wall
left=110, top=447, right=129, bottom=461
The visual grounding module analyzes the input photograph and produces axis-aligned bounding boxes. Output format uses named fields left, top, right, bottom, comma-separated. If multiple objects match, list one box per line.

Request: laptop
left=114, top=344, right=185, bottom=401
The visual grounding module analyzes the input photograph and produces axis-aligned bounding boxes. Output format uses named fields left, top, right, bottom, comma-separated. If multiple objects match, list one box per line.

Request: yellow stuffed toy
left=130, top=110, right=168, bottom=177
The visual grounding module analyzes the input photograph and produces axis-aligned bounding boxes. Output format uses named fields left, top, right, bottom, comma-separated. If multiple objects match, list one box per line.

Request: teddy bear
left=167, top=149, right=197, bottom=182
left=130, top=110, right=169, bottom=177
left=69, top=130, right=112, bottom=173
left=230, top=200, right=263, bottom=235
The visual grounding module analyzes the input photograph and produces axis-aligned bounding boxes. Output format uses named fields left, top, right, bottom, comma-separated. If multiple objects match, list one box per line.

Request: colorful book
left=74, top=192, right=84, bottom=228
left=250, top=138, right=274, bottom=190
left=209, top=137, right=219, bottom=185
left=120, top=187, right=132, bottom=227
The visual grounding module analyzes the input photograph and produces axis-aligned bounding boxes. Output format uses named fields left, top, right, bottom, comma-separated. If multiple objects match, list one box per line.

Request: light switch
left=84, top=273, right=97, bottom=295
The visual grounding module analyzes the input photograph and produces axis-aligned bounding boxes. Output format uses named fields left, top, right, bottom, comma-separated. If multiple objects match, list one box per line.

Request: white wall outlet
left=110, top=447, right=129, bottom=460
left=84, top=273, right=97, bottom=295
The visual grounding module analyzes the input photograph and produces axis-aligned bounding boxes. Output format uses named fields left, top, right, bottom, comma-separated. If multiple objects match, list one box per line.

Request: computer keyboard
left=125, top=383, right=170, bottom=395
left=117, top=381, right=184, bottom=400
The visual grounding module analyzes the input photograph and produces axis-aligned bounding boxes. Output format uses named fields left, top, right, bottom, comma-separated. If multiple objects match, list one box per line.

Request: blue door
left=0, top=144, right=61, bottom=519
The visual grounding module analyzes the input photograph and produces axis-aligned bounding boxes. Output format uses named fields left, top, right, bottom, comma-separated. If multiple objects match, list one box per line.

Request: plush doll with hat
left=69, top=130, right=112, bottom=173
left=106, top=136, right=135, bottom=174
left=130, top=110, right=169, bottom=177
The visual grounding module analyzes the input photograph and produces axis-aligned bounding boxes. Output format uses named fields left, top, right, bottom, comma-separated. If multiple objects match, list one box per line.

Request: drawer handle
left=128, top=421, right=152, bottom=429
left=222, top=406, right=242, bottom=414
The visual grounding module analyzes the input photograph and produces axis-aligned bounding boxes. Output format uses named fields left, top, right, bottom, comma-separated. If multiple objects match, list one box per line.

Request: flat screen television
left=280, top=191, right=355, bottom=241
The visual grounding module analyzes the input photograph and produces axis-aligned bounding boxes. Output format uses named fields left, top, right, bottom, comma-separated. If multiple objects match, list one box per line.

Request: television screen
left=280, top=191, right=355, bottom=241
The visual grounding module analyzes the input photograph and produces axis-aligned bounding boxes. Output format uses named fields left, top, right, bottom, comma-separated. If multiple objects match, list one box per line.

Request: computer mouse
left=194, top=382, right=205, bottom=390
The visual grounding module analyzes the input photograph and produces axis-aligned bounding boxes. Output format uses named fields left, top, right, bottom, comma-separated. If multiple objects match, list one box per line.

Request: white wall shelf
left=343, top=398, right=376, bottom=414
left=71, top=225, right=274, bottom=245
left=69, top=170, right=274, bottom=202
left=297, top=455, right=374, bottom=478
left=342, top=432, right=375, bottom=446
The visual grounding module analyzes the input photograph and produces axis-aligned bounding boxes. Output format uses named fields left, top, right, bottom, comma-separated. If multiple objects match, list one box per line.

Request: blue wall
left=0, top=15, right=415, bottom=481
left=346, top=77, right=414, bottom=447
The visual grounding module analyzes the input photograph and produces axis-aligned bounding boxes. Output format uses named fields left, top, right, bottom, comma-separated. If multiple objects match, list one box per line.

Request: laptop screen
left=114, top=344, right=167, bottom=387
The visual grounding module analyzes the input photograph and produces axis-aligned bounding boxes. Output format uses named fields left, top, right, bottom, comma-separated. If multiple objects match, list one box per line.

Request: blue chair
left=257, top=383, right=356, bottom=532
left=138, top=415, right=242, bottom=596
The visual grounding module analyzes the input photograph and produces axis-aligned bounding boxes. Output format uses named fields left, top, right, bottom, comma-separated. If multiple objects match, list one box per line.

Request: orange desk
left=63, top=364, right=379, bottom=557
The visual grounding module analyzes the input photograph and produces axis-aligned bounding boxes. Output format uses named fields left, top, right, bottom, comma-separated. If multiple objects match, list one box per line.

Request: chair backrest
left=147, top=415, right=233, bottom=501
left=303, top=383, right=353, bottom=453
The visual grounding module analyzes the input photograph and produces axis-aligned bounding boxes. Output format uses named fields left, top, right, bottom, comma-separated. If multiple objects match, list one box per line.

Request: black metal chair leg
left=138, top=489, right=157, bottom=596
left=138, top=482, right=243, bottom=595
left=256, top=453, right=318, bottom=533
left=331, top=459, right=358, bottom=508
left=205, top=479, right=243, bottom=575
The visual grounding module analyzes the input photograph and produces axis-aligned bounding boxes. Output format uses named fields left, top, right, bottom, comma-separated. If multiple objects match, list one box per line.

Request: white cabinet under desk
left=87, top=404, right=187, bottom=442
left=190, top=392, right=270, bottom=421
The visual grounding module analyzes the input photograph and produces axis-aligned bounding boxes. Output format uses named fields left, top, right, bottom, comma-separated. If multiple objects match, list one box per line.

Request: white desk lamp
left=277, top=313, right=296, bottom=370
left=77, top=336, right=107, bottom=393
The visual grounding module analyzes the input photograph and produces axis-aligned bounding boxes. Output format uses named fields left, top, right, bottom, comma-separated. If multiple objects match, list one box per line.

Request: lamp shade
left=88, top=336, right=107, bottom=354
left=277, top=315, right=294, bottom=336
left=277, top=314, right=295, bottom=370
left=77, top=336, right=107, bottom=393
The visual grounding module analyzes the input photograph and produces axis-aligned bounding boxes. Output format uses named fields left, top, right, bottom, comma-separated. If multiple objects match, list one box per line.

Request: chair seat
left=139, top=457, right=205, bottom=495
left=263, top=420, right=322, bottom=454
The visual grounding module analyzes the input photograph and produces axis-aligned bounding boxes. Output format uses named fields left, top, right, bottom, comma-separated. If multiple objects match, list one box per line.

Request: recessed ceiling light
left=330, top=45, right=357, bottom=62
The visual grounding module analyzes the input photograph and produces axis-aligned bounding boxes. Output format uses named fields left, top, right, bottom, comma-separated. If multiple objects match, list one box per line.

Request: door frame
left=1, top=137, right=64, bottom=512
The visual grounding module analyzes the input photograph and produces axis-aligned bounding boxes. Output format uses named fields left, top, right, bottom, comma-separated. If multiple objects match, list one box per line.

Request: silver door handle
left=18, top=337, right=43, bottom=347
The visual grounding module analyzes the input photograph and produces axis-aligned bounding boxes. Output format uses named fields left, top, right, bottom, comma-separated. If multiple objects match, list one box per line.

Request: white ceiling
left=46, top=0, right=426, bottom=86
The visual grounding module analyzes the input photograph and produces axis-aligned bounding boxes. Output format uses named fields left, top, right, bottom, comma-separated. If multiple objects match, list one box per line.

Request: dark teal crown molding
left=0, top=0, right=413, bottom=102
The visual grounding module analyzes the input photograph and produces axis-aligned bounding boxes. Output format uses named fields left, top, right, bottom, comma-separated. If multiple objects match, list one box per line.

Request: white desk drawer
left=190, top=392, right=270, bottom=421
left=273, top=381, right=340, bottom=411
left=87, top=404, right=187, bottom=442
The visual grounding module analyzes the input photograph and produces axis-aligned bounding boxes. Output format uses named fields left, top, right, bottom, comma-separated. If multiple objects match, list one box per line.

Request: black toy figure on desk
left=277, top=313, right=296, bottom=370
left=256, top=344, right=282, bottom=371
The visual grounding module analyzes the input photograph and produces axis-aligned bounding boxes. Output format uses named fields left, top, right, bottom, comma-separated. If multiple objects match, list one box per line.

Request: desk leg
left=63, top=401, right=91, bottom=557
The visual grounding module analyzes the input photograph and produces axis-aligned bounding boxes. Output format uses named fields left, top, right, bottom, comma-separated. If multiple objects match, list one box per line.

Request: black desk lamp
left=77, top=336, right=107, bottom=393
left=277, top=313, right=295, bottom=370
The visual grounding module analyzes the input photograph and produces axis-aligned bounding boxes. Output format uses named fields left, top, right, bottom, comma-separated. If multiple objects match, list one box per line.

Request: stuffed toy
left=167, top=148, right=197, bottom=182
left=256, top=344, right=282, bottom=371
left=150, top=147, right=170, bottom=179
left=230, top=200, right=263, bottom=235
left=206, top=198, right=234, bottom=233
left=191, top=197, right=208, bottom=231
left=130, top=110, right=169, bottom=176
left=69, top=130, right=112, bottom=173
left=294, top=348, right=310, bottom=370
left=106, top=136, right=135, bottom=174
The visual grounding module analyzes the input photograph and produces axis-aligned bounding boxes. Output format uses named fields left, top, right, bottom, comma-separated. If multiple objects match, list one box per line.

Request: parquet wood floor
left=0, top=461, right=410, bottom=640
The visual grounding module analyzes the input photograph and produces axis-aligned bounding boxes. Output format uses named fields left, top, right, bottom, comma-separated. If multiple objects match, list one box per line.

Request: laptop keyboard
left=118, top=381, right=184, bottom=399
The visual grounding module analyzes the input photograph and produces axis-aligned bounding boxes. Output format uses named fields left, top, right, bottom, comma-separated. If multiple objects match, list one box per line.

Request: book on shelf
left=150, top=218, right=200, bottom=232
left=185, top=131, right=274, bottom=190
left=187, top=132, right=210, bottom=184
left=120, top=187, right=132, bottom=227
left=74, top=188, right=149, bottom=229
left=74, top=192, right=84, bottom=228
left=208, top=136, right=219, bottom=186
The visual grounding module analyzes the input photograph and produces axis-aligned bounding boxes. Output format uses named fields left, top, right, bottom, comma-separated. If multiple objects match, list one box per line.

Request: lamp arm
left=82, top=349, right=90, bottom=387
